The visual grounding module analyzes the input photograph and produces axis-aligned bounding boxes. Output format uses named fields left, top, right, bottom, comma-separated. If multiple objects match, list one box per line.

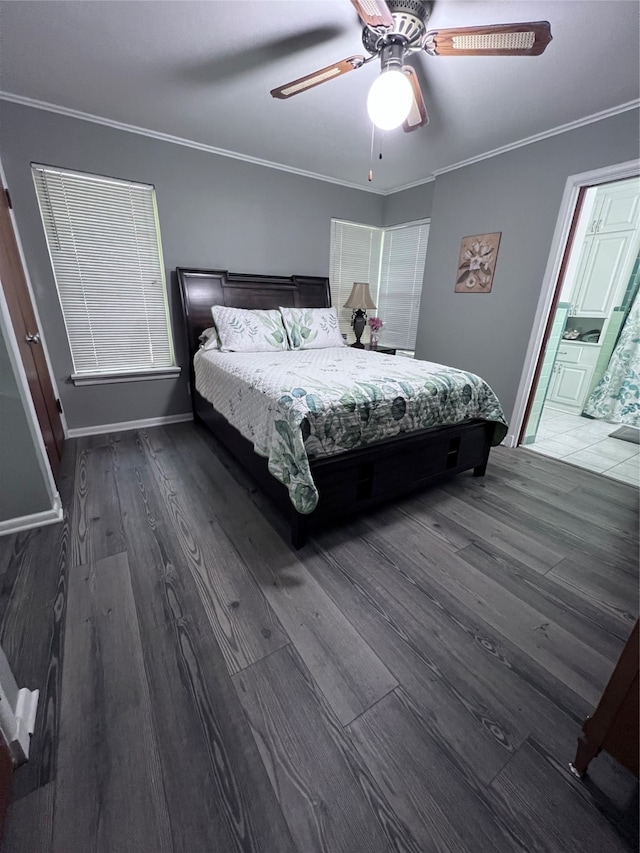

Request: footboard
left=295, top=418, right=492, bottom=546
left=195, top=390, right=493, bottom=548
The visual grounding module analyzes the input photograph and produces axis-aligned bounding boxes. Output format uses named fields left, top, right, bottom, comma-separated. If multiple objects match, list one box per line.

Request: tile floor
left=528, top=405, right=640, bottom=487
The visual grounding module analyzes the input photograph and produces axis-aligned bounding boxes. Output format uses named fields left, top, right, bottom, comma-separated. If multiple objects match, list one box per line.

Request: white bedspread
left=194, top=346, right=507, bottom=513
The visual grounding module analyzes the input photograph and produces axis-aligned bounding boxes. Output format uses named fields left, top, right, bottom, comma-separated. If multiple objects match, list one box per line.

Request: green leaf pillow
left=211, top=306, right=288, bottom=352
left=279, top=307, right=346, bottom=350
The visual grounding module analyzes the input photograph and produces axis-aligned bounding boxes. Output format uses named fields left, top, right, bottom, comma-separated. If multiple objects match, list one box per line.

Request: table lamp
left=343, top=282, right=376, bottom=348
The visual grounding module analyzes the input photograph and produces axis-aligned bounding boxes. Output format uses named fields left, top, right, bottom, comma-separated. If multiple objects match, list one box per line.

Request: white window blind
left=329, top=220, right=382, bottom=335
left=329, top=218, right=429, bottom=349
left=32, top=165, right=175, bottom=378
left=377, top=221, right=430, bottom=351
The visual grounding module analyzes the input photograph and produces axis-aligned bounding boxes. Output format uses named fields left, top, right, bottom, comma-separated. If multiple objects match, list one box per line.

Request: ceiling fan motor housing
left=362, top=0, right=431, bottom=55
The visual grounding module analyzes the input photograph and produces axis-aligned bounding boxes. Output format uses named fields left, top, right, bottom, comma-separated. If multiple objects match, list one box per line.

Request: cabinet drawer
left=556, top=344, right=600, bottom=366
left=556, top=346, right=581, bottom=363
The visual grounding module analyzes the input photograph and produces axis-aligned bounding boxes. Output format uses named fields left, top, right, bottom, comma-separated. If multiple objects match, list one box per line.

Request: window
left=330, top=220, right=382, bottom=336
left=329, top=218, right=429, bottom=351
left=377, top=221, right=429, bottom=352
left=32, top=165, right=177, bottom=384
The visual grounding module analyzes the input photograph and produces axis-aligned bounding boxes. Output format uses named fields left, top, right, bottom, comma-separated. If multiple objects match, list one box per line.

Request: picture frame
left=455, top=232, right=501, bottom=293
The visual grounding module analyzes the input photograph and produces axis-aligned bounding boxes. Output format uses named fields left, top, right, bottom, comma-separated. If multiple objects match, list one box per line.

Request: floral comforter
left=194, top=347, right=508, bottom=514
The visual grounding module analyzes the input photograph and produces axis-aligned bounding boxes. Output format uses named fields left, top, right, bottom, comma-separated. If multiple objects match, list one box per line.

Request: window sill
left=71, top=367, right=181, bottom=387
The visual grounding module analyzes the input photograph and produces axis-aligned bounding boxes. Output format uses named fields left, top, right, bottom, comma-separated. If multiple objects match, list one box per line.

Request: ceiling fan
left=271, top=0, right=552, bottom=133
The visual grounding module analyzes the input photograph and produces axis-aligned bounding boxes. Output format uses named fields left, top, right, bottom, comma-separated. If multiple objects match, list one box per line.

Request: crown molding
left=0, top=91, right=384, bottom=195
left=432, top=99, right=640, bottom=177
left=380, top=175, right=436, bottom=196
left=2, top=91, right=638, bottom=197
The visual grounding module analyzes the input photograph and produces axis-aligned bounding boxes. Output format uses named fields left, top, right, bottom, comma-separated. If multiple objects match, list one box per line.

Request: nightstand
left=364, top=344, right=396, bottom=355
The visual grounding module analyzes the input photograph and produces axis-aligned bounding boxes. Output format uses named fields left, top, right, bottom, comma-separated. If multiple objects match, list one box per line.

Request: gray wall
left=0, top=101, right=384, bottom=430
left=2, top=100, right=637, bottom=433
left=415, top=108, right=640, bottom=423
left=383, top=181, right=434, bottom=226
left=0, top=314, right=51, bottom=521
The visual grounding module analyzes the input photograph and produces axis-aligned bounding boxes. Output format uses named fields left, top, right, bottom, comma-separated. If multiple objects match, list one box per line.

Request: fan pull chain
left=368, top=127, right=386, bottom=182
left=368, top=123, right=376, bottom=182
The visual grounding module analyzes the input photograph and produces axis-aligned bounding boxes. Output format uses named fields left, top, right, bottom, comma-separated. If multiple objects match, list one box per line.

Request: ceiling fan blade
left=402, top=66, right=428, bottom=132
left=270, top=55, right=365, bottom=99
left=350, top=0, right=394, bottom=29
left=424, top=21, right=552, bottom=57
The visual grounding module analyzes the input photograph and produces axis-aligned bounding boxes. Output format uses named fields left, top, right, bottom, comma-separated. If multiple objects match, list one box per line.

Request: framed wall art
left=455, top=232, right=501, bottom=293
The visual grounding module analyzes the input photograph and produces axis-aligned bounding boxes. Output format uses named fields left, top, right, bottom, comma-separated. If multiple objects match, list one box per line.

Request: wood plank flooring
left=0, top=423, right=637, bottom=853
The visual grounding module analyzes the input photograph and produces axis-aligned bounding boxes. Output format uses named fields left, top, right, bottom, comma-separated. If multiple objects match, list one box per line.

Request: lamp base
left=352, top=309, right=366, bottom=348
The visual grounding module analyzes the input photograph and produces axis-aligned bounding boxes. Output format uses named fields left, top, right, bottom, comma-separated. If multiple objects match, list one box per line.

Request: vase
left=370, top=331, right=380, bottom=349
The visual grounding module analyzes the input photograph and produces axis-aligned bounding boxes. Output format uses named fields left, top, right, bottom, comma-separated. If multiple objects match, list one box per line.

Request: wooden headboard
left=176, top=268, right=332, bottom=363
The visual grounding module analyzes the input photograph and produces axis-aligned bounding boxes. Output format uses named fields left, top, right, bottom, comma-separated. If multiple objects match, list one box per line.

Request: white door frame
left=507, top=159, right=640, bottom=448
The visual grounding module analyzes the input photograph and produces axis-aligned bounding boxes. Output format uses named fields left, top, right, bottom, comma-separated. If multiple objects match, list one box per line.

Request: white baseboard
left=67, top=412, right=193, bottom=438
left=502, top=433, right=519, bottom=448
left=11, top=688, right=39, bottom=763
left=0, top=493, right=63, bottom=537
left=0, top=676, right=38, bottom=765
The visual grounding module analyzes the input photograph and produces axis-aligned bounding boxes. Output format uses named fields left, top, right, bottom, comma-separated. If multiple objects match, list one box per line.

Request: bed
left=177, top=267, right=507, bottom=547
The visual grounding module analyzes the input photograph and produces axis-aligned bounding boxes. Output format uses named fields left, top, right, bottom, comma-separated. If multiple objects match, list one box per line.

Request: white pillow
left=279, top=306, right=346, bottom=350
left=199, top=326, right=220, bottom=350
left=211, top=306, right=288, bottom=352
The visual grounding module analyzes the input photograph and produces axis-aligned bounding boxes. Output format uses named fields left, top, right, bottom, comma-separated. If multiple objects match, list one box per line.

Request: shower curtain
left=583, top=292, right=640, bottom=426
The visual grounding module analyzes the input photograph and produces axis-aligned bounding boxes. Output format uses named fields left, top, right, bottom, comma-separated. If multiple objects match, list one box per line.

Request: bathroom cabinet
left=547, top=342, right=599, bottom=411
left=585, top=181, right=640, bottom=235
left=569, top=230, right=638, bottom=317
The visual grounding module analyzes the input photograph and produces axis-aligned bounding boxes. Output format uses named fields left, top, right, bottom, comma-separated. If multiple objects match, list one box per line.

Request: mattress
left=194, top=346, right=508, bottom=513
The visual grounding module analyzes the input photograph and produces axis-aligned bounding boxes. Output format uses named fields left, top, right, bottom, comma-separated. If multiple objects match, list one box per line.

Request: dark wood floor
left=0, top=422, right=638, bottom=852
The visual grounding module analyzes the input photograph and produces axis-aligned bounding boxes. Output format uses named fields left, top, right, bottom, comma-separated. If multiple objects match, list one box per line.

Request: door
left=573, top=231, right=637, bottom=316
left=0, top=179, right=64, bottom=476
left=547, top=362, right=594, bottom=409
left=591, top=181, right=640, bottom=234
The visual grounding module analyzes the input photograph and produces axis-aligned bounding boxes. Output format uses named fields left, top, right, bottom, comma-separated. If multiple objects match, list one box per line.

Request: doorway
left=513, top=166, right=639, bottom=487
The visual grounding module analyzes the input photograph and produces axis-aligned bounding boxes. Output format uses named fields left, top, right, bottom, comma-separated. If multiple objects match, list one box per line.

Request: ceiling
left=0, top=1, right=638, bottom=193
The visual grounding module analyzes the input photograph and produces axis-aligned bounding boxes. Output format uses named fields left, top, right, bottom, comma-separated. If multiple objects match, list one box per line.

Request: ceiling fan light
left=367, top=68, right=413, bottom=130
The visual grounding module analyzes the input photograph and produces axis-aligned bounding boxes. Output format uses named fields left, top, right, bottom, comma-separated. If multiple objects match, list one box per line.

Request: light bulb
left=367, top=68, right=413, bottom=131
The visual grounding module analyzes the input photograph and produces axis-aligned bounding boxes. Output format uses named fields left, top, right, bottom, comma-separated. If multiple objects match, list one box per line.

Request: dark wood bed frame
left=177, top=267, right=494, bottom=548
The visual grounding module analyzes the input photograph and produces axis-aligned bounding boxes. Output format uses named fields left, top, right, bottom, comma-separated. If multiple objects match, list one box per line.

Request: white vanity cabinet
left=570, top=229, right=639, bottom=316
left=586, top=181, right=639, bottom=235
left=547, top=343, right=600, bottom=412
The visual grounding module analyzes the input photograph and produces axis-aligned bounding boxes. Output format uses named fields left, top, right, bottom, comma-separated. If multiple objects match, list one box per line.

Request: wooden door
left=0, top=179, right=64, bottom=477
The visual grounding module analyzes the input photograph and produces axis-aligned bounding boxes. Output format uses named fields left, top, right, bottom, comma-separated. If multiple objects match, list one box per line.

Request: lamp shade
left=343, top=282, right=376, bottom=310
